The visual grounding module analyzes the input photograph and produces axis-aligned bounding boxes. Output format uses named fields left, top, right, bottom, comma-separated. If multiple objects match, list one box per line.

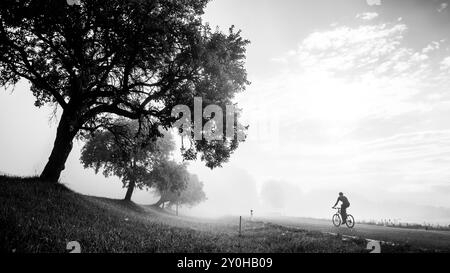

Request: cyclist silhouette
left=332, top=192, right=350, bottom=223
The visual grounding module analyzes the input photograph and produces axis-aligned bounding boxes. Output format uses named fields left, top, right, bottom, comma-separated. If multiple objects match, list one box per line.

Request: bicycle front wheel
left=332, top=214, right=341, bottom=227
left=345, top=214, right=355, bottom=228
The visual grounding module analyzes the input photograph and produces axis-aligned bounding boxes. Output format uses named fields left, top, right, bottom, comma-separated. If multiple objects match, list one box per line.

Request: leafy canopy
left=152, top=163, right=206, bottom=208
left=80, top=120, right=174, bottom=190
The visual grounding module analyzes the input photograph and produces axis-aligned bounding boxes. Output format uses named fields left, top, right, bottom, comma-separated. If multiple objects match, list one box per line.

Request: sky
left=1, top=0, right=450, bottom=224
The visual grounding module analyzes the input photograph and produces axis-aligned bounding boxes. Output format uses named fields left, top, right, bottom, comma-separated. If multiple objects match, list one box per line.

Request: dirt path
left=263, top=216, right=450, bottom=251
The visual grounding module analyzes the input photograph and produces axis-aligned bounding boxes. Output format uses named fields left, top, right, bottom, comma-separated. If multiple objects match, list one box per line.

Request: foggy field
left=1, top=175, right=447, bottom=253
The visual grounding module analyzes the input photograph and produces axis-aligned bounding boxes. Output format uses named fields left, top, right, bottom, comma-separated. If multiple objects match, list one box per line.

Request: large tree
left=80, top=120, right=174, bottom=201
left=0, top=0, right=249, bottom=183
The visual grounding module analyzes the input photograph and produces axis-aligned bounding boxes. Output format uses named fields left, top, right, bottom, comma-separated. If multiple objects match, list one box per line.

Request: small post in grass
left=239, top=216, right=242, bottom=236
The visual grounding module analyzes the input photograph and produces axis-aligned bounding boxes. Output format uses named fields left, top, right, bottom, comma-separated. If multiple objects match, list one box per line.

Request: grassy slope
left=0, top=175, right=424, bottom=253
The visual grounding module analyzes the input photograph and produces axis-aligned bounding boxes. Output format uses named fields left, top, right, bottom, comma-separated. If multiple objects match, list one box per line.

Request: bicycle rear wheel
left=332, top=214, right=341, bottom=227
left=345, top=214, right=355, bottom=228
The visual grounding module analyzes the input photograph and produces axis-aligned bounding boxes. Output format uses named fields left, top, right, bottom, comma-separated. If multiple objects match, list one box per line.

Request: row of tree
left=80, top=119, right=206, bottom=207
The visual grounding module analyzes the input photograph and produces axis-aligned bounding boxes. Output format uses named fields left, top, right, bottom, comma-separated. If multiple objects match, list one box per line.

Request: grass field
left=0, top=175, right=447, bottom=253
left=266, top=216, right=450, bottom=252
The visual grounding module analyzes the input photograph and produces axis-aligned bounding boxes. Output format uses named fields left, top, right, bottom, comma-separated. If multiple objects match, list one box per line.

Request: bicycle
left=332, top=207, right=355, bottom=228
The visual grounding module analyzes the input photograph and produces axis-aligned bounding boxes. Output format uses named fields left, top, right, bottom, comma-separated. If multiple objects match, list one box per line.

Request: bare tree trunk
left=40, top=111, right=78, bottom=183
left=124, top=158, right=138, bottom=201
left=124, top=180, right=136, bottom=201
left=154, top=193, right=166, bottom=208
left=153, top=197, right=165, bottom=207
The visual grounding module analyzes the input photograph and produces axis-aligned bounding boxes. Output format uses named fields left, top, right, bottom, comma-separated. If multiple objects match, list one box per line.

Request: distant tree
left=174, top=174, right=207, bottom=208
left=0, top=0, right=249, bottom=183
left=80, top=119, right=174, bottom=201
left=153, top=172, right=206, bottom=209
left=151, top=160, right=190, bottom=208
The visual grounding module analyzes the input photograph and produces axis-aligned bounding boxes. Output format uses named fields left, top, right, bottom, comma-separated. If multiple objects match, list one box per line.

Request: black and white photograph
left=1, top=0, right=450, bottom=263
